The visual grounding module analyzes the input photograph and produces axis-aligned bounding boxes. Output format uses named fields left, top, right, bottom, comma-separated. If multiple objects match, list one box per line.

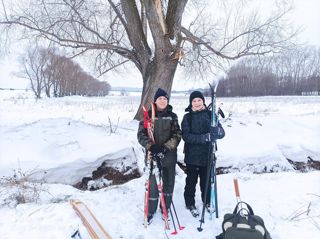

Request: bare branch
left=166, top=0, right=188, bottom=40
left=97, top=59, right=130, bottom=77
left=144, top=0, right=169, bottom=51
left=1, top=0, right=8, bottom=20
left=120, top=0, right=151, bottom=69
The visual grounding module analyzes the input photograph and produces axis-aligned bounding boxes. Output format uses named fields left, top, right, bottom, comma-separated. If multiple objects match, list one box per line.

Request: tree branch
left=144, top=0, right=169, bottom=51
left=97, top=59, right=130, bottom=77
left=166, top=0, right=188, bottom=40
left=120, top=0, right=151, bottom=71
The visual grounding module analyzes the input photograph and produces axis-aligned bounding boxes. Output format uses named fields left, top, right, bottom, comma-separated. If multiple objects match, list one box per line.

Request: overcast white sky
left=0, top=0, right=319, bottom=90
left=292, top=0, right=320, bottom=45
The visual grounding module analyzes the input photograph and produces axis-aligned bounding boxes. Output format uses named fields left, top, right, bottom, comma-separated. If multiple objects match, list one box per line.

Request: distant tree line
left=21, top=47, right=110, bottom=98
left=213, top=46, right=320, bottom=97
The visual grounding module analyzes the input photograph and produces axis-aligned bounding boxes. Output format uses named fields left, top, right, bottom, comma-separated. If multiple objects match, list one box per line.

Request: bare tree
left=19, top=46, right=111, bottom=97
left=1, top=0, right=297, bottom=119
left=20, top=46, right=49, bottom=98
left=219, top=46, right=320, bottom=96
left=43, top=47, right=57, bottom=97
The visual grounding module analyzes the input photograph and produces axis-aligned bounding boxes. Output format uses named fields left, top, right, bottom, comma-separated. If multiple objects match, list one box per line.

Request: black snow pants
left=184, top=164, right=211, bottom=207
left=148, top=165, right=176, bottom=216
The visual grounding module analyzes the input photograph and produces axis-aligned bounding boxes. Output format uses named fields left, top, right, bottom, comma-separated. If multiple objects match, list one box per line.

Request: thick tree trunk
left=134, top=57, right=179, bottom=120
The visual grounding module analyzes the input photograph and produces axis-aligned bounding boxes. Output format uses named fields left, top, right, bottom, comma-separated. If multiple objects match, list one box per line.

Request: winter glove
left=210, top=125, right=225, bottom=140
left=201, top=133, right=211, bottom=143
left=201, top=125, right=225, bottom=143
left=150, top=144, right=162, bottom=154
left=149, top=144, right=167, bottom=160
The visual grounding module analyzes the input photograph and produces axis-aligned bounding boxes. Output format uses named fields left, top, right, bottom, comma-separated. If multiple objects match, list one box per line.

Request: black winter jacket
left=182, top=107, right=224, bottom=167
left=137, top=105, right=181, bottom=167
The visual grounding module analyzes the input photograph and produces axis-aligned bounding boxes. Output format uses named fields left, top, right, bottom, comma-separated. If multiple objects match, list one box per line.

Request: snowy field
left=0, top=90, right=319, bottom=239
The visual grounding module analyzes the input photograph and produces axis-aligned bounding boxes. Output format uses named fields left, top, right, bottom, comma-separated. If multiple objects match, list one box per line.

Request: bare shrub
left=0, top=168, right=46, bottom=207
left=107, top=116, right=119, bottom=134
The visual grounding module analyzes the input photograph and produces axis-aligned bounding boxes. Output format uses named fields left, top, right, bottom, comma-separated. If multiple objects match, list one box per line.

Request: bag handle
left=233, top=201, right=254, bottom=215
left=232, top=203, right=256, bottom=230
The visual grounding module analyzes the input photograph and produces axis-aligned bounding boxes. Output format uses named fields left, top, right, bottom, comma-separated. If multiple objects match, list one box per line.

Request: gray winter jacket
left=137, top=105, right=181, bottom=167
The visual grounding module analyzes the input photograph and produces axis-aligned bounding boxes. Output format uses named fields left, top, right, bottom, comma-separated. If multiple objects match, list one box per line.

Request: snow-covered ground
left=0, top=90, right=319, bottom=239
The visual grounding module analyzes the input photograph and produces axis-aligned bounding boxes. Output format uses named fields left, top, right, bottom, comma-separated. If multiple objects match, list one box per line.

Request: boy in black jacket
left=181, top=91, right=225, bottom=217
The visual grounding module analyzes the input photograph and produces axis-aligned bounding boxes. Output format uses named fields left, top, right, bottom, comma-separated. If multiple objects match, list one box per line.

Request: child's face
left=191, top=98, right=204, bottom=110
left=155, top=96, right=168, bottom=110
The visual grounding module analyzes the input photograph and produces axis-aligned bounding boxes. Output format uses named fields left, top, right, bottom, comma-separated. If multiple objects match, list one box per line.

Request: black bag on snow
left=217, top=201, right=271, bottom=239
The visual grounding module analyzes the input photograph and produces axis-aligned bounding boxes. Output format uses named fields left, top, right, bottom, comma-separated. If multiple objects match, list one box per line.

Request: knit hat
left=189, top=91, right=205, bottom=104
left=154, top=88, right=169, bottom=102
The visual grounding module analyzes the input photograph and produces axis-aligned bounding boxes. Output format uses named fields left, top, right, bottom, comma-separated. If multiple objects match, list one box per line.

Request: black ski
left=198, top=81, right=220, bottom=232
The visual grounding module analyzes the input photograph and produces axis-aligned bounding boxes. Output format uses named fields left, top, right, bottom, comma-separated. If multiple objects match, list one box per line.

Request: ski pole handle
left=233, top=177, right=241, bottom=201
left=218, top=107, right=225, bottom=118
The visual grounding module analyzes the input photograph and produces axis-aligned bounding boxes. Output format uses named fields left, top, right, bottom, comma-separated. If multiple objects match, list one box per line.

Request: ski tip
left=208, top=79, right=220, bottom=92
left=179, top=226, right=186, bottom=230
left=171, top=231, right=178, bottom=235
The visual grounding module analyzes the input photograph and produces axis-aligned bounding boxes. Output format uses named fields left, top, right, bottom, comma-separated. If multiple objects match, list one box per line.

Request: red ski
left=142, top=103, right=170, bottom=230
left=142, top=104, right=155, bottom=228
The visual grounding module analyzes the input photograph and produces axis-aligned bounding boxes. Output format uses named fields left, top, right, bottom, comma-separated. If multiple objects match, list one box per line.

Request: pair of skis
left=142, top=103, right=169, bottom=230
left=142, top=103, right=184, bottom=235
left=198, top=82, right=221, bottom=232
left=143, top=103, right=155, bottom=228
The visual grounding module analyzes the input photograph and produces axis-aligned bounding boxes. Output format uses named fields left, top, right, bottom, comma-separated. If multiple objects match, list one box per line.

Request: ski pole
left=169, top=208, right=178, bottom=235
left=71, top=229, right=82, bottom=239
left=171, top=200, right=185, bottom=231
left=156, top=166, right=170, bottom=230
left=197, top=154, right=213, bottom=232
